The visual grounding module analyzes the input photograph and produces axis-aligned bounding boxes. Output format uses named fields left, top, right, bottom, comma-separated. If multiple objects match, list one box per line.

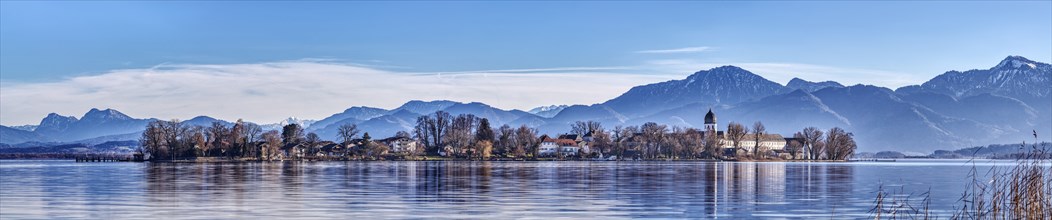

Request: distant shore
left=0, top=154, right=870, bottom=163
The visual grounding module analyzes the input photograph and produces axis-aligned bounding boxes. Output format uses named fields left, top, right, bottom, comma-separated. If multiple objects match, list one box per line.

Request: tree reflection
left=140, top=161, right=857, bottom=218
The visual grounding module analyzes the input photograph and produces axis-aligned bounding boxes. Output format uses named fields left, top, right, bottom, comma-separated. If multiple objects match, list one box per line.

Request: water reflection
left=5, top=160, right=981, bottom=219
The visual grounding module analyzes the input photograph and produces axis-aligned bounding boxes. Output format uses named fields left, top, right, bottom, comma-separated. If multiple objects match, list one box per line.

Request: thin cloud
left=427, top=66, right=635, bottom=74
left=0, top=61, right=676, bottom=126
left=635, top=46, right=712, bottom=54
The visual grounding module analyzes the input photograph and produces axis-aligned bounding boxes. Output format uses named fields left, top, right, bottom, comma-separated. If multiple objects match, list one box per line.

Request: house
left=539, top=136, right=559, bottom=156
left=558, top=134, right=592, bottom=154
left=555, top=138, right=580, bottom=156
left=378, top=136, right=419, bottom=154
left=281, top=143, right=308, bottom=159
left=558, top=134, right=582, bottom=142
left=539, top=134, right=585, bottom=157
left=779, top=137, right=805, bottom=159
left=319, top=142, right=342, bottom=157
left=345, top=138, right=368, bottom=150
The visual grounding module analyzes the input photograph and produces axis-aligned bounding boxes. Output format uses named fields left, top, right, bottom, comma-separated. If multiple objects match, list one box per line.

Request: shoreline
left=0, top=157, right=865, bottom=163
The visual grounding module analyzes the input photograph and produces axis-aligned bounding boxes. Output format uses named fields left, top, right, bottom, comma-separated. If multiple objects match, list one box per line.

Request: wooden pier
left=74, top=156, right=134, bottom=162
left=848, top=158, right=897, bottom=162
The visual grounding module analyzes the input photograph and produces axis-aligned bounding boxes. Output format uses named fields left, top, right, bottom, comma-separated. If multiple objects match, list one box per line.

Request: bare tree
left=514, top=125, right=538, bottom=159
left=824, top=127, right=856, bottom=160
left=337, top=124, right=360, bottom=144
left=206, top=121, right=230, bottom=157
left=412, top=111, right=452, bottom=156
left=364, top=141, right=388, bottom=159
left=229, top=119, right=245, bottom=157
left=640, top=122, right=668, bottom=159
left=801, top=127, right=825, bottom=160
left=445, top=114, right=477, bottom=158
left=242, top=122, right=262, bottom=158
left=141, top=121, right=167, bottom=159
left=788, top=132, right=805, bottom=160
left=570, top=121, right=603, bottom=136
left=591, top=129, right=613, bottom=157
left=159, top=119, right=191, bottom=159
left=617, top=126, right=640, bottom=160
left=305, top=132, right=321, bottom=156
left=262, top=130, right=281, bottom=160
left=726, top=122, right=749, bottom=157
left=703, top=129, right=720, bottom=159
left=191, top=126, right=209, bottom=157
left=414, top=116, right=436, bottom=155
left=813, top=141, right=826, bottom=160
left=495, top=125, right=515, bottom=157
left=752, top=121, right=767, bottom=158
left=431, top=111, right=451, bottom=153
left=141, top=119, right=198, bottom=160
left=681, top=128, right=704, bottom=159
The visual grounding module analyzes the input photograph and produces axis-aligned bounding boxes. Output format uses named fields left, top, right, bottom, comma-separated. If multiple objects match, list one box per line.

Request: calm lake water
left=0, top=159, right=1030, bottom=219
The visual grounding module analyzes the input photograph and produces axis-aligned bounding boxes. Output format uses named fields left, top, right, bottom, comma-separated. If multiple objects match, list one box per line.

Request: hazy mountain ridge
left=4, top=56, right=1048, bottom=153
left=786, top=78, right=845, bottom=93
left=45, top=108, right=154, bottom=142
left=0, top=126, right=51, bottom=144
left=9, top=125, right=37, bottom=132
left=600, top=66, right=786, bottom=117
left=307, top=106, right=388, bottom=131
left=528, top=105, right=569, bottom=118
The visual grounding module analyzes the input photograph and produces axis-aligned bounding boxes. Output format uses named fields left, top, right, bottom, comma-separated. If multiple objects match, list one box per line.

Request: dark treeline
left=140, top=111, right=856, bottom=161
left=141, top=119, right=264, bottom=160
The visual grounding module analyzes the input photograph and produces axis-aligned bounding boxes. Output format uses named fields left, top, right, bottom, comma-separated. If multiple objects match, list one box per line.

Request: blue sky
left=1, top=1, right=1050, bottom=125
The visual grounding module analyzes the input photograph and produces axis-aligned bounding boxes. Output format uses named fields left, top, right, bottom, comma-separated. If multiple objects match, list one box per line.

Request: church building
left=704, top=109, right=787, bottom=156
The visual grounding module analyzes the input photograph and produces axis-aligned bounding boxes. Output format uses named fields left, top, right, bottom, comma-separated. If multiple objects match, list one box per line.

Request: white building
left=706, top=109, right=787, bottom=155
left=539, top=136, right=582, bottom=157
left=539, top=137, right=559, bottom=156
left=379, top=136, right=419, bottom=153
left=735, top=134, right=787, bottom=153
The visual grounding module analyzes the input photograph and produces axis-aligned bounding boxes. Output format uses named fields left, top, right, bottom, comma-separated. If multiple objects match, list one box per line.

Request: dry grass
left=870, top=184, right=933, bottom=219
left=952, top=144, right=1050, bottom=220
left=871, top=141, right=1051, bottom=220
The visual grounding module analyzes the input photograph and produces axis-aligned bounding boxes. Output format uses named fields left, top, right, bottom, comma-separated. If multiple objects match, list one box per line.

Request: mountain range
left=3, top=56, right=1049, bottom=153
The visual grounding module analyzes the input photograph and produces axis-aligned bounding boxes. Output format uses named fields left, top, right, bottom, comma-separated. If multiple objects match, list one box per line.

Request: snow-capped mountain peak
left=912, top=55, right=1051, bottom=99
left=994, top=55, right=1042, bottom=70
left=528, top=105, right=570, bottom=118
left=81, top=108, right=132, bottom=121
left=278, top=117, right=315, bottom=127
left=528, top=105, right=569, bottom=114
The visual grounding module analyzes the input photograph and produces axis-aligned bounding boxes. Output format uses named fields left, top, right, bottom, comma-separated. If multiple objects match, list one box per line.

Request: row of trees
left=143, top=112, right=856, bottom=161
left=141, top=119, right=264, bottom=160
left=413, top=111, right=540, bottom=159
left=785, top=127, right=857, bottom=160
left=141, top=119, right=373, bottom=161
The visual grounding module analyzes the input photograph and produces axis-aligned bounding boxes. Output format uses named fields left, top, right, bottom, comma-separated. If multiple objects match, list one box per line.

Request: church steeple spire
left=704, top=108, right=717, bottom=132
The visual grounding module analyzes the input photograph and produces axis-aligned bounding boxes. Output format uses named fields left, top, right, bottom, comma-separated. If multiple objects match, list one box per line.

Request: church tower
left=704, top=109, right=717, bottom=132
